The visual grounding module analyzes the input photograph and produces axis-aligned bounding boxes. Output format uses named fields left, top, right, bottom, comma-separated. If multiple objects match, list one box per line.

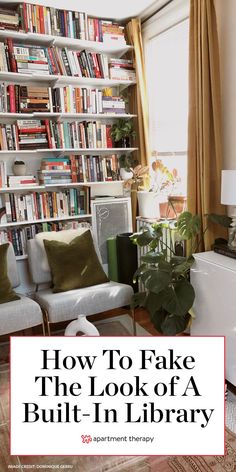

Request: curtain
left=126, top=19, right=150, bottom=229
left=187, top=0, right=226, bottom=251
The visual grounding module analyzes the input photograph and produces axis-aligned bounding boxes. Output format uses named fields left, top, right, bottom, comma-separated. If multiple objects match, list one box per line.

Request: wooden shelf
left=0, top=214, right=91, bottom=228
left=0, top=71, right=136, bottom=88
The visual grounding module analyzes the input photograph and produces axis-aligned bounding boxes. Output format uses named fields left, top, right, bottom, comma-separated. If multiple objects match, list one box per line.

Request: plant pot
left=120, top=168, right=133, bottom=181
left=12, top=162, right=27, bottom=176
left=137, top=191, right=167, bottom=219
left=167, top=195, right=187, bottom=218
left=115, top=137, right=130, bottom=148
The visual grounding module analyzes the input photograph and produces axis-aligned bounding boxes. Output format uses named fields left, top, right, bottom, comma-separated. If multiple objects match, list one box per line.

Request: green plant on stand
left=130, top=211, right=232, bottom=335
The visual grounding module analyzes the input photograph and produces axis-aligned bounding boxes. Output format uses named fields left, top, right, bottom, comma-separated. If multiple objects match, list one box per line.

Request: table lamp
left=221, top=170, right=236, bottom=249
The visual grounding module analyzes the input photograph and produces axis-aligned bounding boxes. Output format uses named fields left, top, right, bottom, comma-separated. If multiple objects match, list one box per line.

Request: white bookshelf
left=0, top=214, right=91, bottom=229
left=0, top=9, right=137, bottom=263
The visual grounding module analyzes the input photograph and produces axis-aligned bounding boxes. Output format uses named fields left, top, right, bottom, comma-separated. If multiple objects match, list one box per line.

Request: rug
left=148, top=428, right=236, bottom=471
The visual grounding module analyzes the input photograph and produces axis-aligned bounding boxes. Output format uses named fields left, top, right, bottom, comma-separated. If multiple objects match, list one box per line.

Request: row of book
left=0, top=84, right=127, bottom=115
left=0, top=120, right=114, bottom=151
left=19, top=3, right=86, bottom=40
left=0, top=41, right=135, bottom=81
left=0, top=220, right=91, bottom=256
left=39, top=155, right=120, bottom=184
left=1, top=3, right=127, bottom=44
left=1, top=187, right=90, bottom=224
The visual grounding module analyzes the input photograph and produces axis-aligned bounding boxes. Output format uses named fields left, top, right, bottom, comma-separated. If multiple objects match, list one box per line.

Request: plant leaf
left=146, top=270, right=171, bottom=294
left=207, top=213, right=232, bottom=228
left=162, top=280, right=195, bottom=317
left=145, top=290, right=166, bottom=316
left=177, top=212, right=201, bottom=239
left=131, top=291, right=146, bottom=309
left=141, top=251, right=165, bottom=263
left=161, top=313, right=190, bottom=335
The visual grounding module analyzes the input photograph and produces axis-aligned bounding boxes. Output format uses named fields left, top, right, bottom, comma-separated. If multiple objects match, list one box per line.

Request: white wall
left=214, top=0, right=236, bottom=170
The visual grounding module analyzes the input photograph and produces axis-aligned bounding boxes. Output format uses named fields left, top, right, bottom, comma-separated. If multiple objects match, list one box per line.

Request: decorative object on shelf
left=110, top=119, right=136, bottom=148
left=12, top=160, right=26, bottom=176
left=221, top=170, right=236, bottom=250
left=118, top=154, right=135, bottom=181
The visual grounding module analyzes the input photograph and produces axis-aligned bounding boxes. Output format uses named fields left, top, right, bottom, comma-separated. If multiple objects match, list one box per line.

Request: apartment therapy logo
left=21, top=347, right=214, bottom=428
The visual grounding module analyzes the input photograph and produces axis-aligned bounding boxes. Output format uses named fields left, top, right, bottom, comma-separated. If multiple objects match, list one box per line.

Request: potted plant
left=130, top=211, right=232, bottom=335
left=118, top=154, right=136, bottom=181
left=111, top=119, right=136, bottom=148
left=137, top=159, right=182, bottom=220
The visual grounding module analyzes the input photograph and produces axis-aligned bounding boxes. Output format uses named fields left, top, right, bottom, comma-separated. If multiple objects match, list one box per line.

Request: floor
left=1, top=308, right=235, bottom=471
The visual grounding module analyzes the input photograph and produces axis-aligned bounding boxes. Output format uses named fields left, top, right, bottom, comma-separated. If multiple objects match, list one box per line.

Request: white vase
left=12, top=163, right=27, bottom=176
left=137, top=191, right=167, bottom=219
left=120, top=168, right=133, bottom=181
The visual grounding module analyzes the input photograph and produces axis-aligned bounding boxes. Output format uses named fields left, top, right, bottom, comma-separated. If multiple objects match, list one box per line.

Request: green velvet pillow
left=0, top=243, right=20, bottom=304
left=43, top=230, right=109, bottom=293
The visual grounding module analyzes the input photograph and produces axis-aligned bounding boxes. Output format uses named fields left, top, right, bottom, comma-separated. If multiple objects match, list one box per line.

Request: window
left=143, top=2, right=189, bottom=197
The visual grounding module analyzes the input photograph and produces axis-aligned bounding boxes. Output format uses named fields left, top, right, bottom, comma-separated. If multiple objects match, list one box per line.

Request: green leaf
left=145, top=290, right=166, bottom=316
left=162, top=280, right=195, bottom=317
left=131, top=291, right=146, bottom=309
left=172, top=258, right=194, bottom=275
left=161, top=313, right=190, bottom=335
left=158, top=260, right=172, bottom=272
left=146, top=270, right=171, bottom=294
left=132, top=229, right=155, bottom=247
left=150, top=308, right=167, bottom=333
left=141, top=251, right=165, bottom=264
left=132, top=263, right=148, bottom=282
left=208, top=213, right=232, bottom=228
left=177, top=212, right=201, bottom=240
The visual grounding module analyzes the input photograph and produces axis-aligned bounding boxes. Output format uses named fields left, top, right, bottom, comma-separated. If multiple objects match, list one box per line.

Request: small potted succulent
left=12, top=160, right=27, bottom=176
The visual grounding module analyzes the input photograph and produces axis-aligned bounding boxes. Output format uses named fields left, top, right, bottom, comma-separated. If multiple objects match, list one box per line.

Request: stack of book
left=0, top=7, right=19, bottom=31
left=20, top=3, right=86, bottom=39
left=102, top=96, right=126, bottom=114
left=0, top=220, right=91, bottom=256
left=87, top=18, right=126, bottom=44
left=109, top=58, right=136, bottom=81
left=13, top=43, right=50, bottom=75
left=17, top=120, right=48, bottom=150
left=2, top=187, right=90, bottom=223
left=18, top=86, right=52, bottom=113
left=7, top=175, right=37, bottom=187
left=38, top=157, right=72, bottom=185
left=0, top=42, right=8, bottom=72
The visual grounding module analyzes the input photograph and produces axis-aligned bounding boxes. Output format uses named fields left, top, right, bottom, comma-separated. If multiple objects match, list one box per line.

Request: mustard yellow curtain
left=126, top=18, right=150, bottom=167
left=126, top=19, right=150, bottom=229
left=188, top=0, right=226, bottom=251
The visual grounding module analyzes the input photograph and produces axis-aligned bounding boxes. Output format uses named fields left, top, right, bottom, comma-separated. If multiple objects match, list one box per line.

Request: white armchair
left=27, top=229, right=134, bottom=335
left=0, top=243, right=44, bottom=336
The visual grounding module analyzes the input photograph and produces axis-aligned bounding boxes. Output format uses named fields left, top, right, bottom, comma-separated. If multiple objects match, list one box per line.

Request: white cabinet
left=190, top=251, right=236, bottom=386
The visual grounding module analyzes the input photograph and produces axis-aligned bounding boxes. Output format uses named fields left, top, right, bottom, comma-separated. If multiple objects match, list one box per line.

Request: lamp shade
left=221, top=170, right=236, bottom=205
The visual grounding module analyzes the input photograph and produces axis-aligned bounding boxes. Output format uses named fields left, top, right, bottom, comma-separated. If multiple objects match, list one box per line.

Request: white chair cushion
left=34, top=281, right=133, bottom=323
left=0, top=296, right=43, bottom=336
left=6, top=243, right=20, bottom=288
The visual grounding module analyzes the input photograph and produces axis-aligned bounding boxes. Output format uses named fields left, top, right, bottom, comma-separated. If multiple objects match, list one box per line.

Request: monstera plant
left=130, top=211, right=232, bottom=335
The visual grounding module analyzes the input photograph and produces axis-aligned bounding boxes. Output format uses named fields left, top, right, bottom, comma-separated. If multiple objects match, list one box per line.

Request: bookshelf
left=0, top=1, right=138, bottom=261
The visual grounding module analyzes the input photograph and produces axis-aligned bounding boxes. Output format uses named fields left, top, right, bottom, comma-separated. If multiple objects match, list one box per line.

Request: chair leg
left=41, top=307, right=51, bottom=336
left=41, top=318, right=46, bottom=336
left=131, top=308, right=137, bottom=336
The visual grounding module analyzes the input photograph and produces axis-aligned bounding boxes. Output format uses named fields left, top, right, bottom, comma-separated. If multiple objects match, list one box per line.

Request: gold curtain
left=188, top=0, right=226, bottom=251
left=126, top=19, right=150, bottom=229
